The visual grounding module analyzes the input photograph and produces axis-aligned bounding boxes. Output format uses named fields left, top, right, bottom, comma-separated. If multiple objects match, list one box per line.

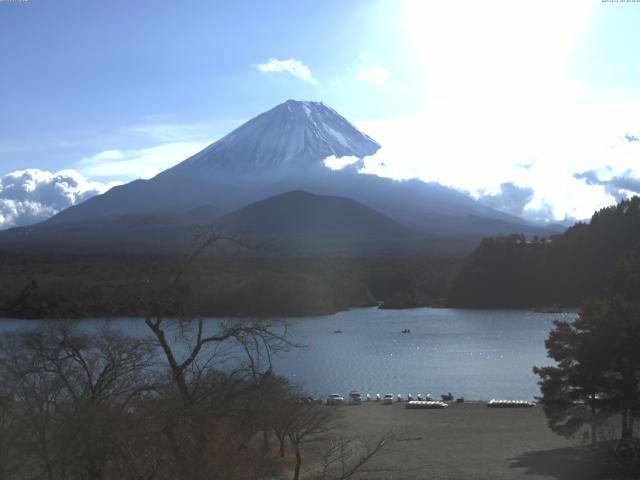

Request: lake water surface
left=0, top=307, right=575, bottom=401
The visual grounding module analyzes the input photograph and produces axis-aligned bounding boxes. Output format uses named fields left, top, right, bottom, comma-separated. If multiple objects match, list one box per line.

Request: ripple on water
left=0, top=307, right=574, bottom=401
left=271, top=307, right=574, bottom=400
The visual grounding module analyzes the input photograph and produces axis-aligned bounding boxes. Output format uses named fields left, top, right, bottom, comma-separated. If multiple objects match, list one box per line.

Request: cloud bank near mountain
left=357, top=103, right=640, bottom=223
left=0, top=169, right=117, bottom=230
left=475, top=182, right=535, bottom=218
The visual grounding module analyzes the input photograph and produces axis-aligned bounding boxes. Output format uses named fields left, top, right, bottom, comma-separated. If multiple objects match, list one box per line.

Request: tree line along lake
left=0, top=307, right=575, bottom=401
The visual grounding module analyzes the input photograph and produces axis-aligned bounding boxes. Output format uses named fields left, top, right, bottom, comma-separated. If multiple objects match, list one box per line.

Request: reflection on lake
left=0, top=307, right=575, bottom=400
left=273, top=307, right=575, bottom=400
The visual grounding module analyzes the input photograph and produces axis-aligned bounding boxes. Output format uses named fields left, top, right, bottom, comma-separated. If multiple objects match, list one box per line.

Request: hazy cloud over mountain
left=357, top=108, right=640, bottom=224
left=574, top=169, right=640, bottom=202
left=0, top=169, right=116, bottom=230
left=77, top=141, right=208, bottom=180
left=476, top=182, right=535, bottom=218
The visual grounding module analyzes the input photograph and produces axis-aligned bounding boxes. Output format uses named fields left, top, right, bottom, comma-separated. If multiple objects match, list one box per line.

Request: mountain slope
left=0, top=210, right=222, bottom=254
left=218, top=190, right=411, bottom=237
left=164, top=100, right=380, bottom=175
left=45, top=100, right=381, bottom=225
left=214, top=190, right=420, bottom=255
left=0, top=99, right=559, bottom=254
left=0, top=191, right=422, bottom=255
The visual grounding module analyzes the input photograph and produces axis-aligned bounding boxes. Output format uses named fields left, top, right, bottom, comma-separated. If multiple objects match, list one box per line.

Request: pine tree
left=535, top=297, right=640, bottom=446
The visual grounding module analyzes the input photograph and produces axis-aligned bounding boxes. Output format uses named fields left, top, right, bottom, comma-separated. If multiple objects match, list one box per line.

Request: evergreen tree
left=534, top=306, right=610, bottom=445
left=535, top=297, right=640, bottom=446
left=452, top=196, right=640, bottom=308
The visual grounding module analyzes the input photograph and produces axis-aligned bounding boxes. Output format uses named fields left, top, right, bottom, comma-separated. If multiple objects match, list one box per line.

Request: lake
left=0, top=307, right=575, bottom=401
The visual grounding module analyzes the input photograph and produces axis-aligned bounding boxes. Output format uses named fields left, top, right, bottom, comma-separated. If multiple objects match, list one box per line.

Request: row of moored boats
left=325, top=392, right=535, bottom=409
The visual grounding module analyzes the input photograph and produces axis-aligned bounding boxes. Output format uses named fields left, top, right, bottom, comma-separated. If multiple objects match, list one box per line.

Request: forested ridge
left=451, top=196, right=640, bottom=308
left=0, top=254, right=458, bottom=319
left=3, top=197, right=638, bottom=317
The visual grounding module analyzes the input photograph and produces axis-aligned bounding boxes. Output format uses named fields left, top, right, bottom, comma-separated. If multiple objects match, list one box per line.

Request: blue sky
left=1, top=0, right=640, bottom=227
left=1, top=0, right=412, bottom=170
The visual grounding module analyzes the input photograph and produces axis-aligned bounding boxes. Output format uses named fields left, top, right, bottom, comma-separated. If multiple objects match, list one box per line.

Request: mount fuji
left=166, top=100, right=380, bottom=175
left=0, top=100, right=559, bottom=254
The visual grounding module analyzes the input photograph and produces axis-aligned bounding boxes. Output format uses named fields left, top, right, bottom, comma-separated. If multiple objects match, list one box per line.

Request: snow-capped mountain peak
left=163, top=100, right=380, bottom=176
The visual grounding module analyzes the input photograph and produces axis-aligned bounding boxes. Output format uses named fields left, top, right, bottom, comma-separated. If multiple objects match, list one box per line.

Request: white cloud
left=356, top=101, right=640, bottom=223
left=355, top=52, right=405, bottom=91
left=0, top=169, right=118, bottom=230
left=475, top=183, right=534, bottom=218
left=0, top=127, right=213, bottom=228
left=77, top=141, right=209, bottom=180
left=256, top=58, right=317, bottom=83
left=357, top=64, right=390, bottom=87
left=323, top=155, right=360, bottom=171
left=364, top=0, right=630, bottom=224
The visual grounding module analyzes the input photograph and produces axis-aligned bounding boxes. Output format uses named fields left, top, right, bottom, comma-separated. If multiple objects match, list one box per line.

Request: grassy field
left=326, top=401, right=614, bottom=480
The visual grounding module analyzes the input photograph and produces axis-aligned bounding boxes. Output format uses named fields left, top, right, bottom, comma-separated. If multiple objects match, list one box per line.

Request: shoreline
left=0, top=304, right=579, bottom=321
left=326, top=401, right=603, bottom=479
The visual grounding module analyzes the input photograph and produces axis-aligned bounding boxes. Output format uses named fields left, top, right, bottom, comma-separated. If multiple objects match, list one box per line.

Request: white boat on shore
left=405, top=400, right=449, bottom=409
left=487, top=399, right=535, bottom=408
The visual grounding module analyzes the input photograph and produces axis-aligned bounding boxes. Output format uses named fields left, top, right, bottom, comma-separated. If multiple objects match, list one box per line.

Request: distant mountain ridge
left=0, top=191, right=424, bottom=255
left=217, top=190, right=411, bottom=236
left=0, top=99, right=562, bottom=255
left=214, top=190, right=423, bottom=255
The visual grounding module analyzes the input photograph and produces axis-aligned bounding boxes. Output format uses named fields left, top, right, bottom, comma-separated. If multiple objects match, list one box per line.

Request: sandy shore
left=327, top=401, right=610, bottom=480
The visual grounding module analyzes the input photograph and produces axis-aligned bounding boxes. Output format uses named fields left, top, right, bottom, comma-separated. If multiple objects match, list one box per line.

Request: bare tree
left=0, top=230, right=398, bottom=480
left=0, top=322, right=156, bottom=480
left=111, top=231, right=297, bottom=479
left=0, top=375, right=20, bottom=480
left=312, top=430, right=399, bottom=480
left=285, top=403, right=336, bottom=480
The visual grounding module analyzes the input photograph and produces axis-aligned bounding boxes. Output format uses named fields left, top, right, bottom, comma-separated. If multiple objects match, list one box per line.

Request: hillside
left=450, top=196, right=640, bottom=307
left=0, top=252, right=459, bottom=319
